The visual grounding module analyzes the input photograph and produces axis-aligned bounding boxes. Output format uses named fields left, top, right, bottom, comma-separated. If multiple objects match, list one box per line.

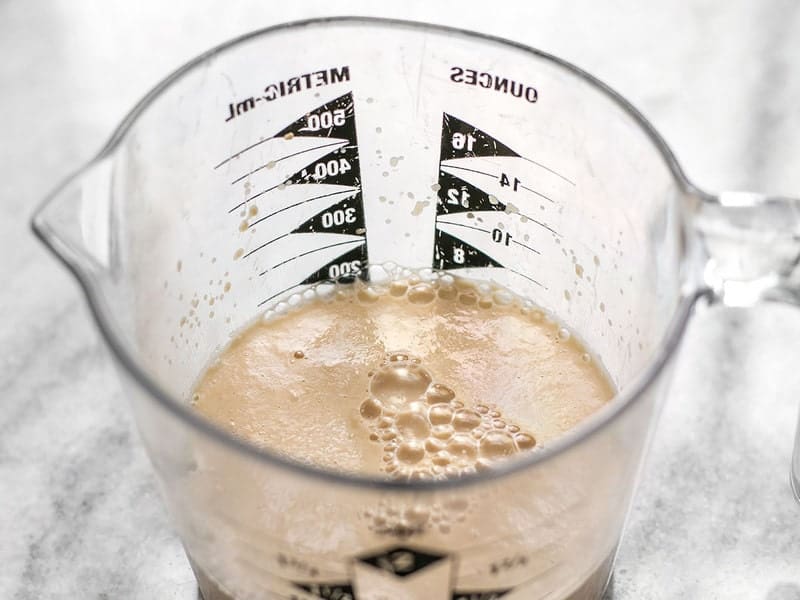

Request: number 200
left=328, top=260, right=361, bottom=279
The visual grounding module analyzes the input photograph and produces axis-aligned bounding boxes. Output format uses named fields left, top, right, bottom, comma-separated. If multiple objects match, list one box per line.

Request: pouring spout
left=31, top=158, right=114, bottom=277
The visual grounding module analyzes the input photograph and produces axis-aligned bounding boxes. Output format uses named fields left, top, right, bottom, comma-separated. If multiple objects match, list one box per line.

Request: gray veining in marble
left=2, top=1, right=800, bottom=599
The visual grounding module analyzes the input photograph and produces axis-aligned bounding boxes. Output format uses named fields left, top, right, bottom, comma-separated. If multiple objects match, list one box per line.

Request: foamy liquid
left=192, top=269, right=614, bottom=480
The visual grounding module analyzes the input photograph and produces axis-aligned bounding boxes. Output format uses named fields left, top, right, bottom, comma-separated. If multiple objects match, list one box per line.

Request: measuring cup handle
left=32, top=157, right=114, bottom=276
left=686, top=190, right=800, bottom=500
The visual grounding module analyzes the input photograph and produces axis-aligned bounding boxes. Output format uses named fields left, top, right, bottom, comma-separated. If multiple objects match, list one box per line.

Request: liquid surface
left=193, top=272, right=615, bottom=478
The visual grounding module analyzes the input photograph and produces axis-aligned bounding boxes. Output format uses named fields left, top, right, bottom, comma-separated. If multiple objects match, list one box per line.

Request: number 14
left=499, top=172, right=520, bottom=191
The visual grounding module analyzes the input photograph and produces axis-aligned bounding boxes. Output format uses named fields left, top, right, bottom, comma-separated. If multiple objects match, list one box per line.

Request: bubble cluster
left=363, top=497, right=471, bottom=536
left=359, top=352, right=537, bottom=481
left=253, top=265, right=596, bottom=479
left=261, top=265, right=555, bottom=327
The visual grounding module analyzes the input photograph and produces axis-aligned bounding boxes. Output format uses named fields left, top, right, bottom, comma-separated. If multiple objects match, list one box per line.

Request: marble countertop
left=2, top=1, right=799, bottom=598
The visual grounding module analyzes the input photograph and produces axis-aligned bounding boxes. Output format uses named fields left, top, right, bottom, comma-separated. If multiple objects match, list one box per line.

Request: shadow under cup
left=36, top=18, right=689, bottom=600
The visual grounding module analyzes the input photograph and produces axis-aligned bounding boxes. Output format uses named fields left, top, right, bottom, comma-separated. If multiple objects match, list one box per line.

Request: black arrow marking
left=298, top=243, right=368, bottom=286
left=283, top=143, right=361, bottom=188
left=247, top=188, right=357, bottom=231
left=259, top=239, right=364, bottom=276
left=274, top=91, right=356, bottom=140
left=439, top=112, right=574, bottom=185
left=214, top=91, right=357, bottom=170
left=441, top=113, right=520, bottom=161
left=433, top=229, right=503, bottom=270
left=291, top=193, right=366, bottom=235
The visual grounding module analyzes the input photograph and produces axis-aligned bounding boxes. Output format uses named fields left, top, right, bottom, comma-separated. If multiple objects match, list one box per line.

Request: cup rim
left=33, top=16, right=707, bottom=491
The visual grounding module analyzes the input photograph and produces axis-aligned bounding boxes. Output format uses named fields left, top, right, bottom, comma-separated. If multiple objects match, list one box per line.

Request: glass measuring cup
left=30, top=16, right=800, bottom=600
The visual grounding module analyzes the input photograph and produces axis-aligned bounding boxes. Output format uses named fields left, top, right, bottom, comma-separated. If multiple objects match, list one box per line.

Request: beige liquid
left=187, top=273, right=620, bottom=600
left=193, top=274, right=614, bottom=479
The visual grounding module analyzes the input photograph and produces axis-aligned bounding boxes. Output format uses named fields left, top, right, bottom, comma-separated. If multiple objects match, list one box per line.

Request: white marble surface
left=2, top=1, right=800, bottom=598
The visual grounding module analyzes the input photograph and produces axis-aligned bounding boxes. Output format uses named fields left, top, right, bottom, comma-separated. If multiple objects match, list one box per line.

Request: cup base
left=192, top=552, right=615, bottom=600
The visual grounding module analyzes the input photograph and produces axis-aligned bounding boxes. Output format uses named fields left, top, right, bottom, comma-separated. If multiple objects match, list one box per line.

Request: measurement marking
left=230, top=141, right=346, bottom=185
left=230, top=145, right=361, bottom=213
left=213, top=512, right=345, bottom=574
left=259, top=239, right=363, bottom=276
left=445, top=165, right=557, bottom=204
left=456, top=560, right=559, bottom=592
left=257, top=283, right=303, bottom=307
left=439, top=206, right=561, bottom=237
left=229, top=181, right=285, bottom=213
left=444, top=164, right=496, bottom=179
left=247, top=189, right=357, bottom=229
left=520, top=183, right=555, bottom=203
left=521, top=155, right=576, bottom=186
left=506, top=267, right=546, bottom=289
left=215, top=138, right=274, bottom=170
left=513, top=212, right=561, bottom=237
left=436, top=220, right=541, bottom=255
left=242, top=233, right=290, bottom=260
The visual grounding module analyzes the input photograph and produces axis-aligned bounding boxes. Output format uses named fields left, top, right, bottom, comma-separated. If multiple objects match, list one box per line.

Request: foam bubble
left=370, top=359, right=432, bottom=410
left=407, top=283, right=436, bottom=304
left=459, top=292, right=478, bottom=305
left=428, top=404, right=454, bottom=425
left=396, top=410, right=430, bottom=439
left=431, top=424, right=455, bottom=440
left=478, top=297, right=494, bottom=309
left=315, top=283, right=336, bottom=299
left=493, top=290, right=514, bottom=305
left=425, top=383, right=455, bottom=404
left=396, top=441, right=425, bottom=464
left=425, top=438, right=447, bottom=453
left=389, top=281, right=408, bottom=297
left=453, top=409, right=482, bottom=431
left=447, top=434, right=478, bottom=460
left=432, top=453, right=450, bottom=466
left=357, top=287, right=381, bottom=303
left=479, top=431, right=516, bottom=459
left=405, top=505, right=430, bottom=525
left=514, top=432, right=537, bottom=450
left=438, top=286, right=458, bottom=300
